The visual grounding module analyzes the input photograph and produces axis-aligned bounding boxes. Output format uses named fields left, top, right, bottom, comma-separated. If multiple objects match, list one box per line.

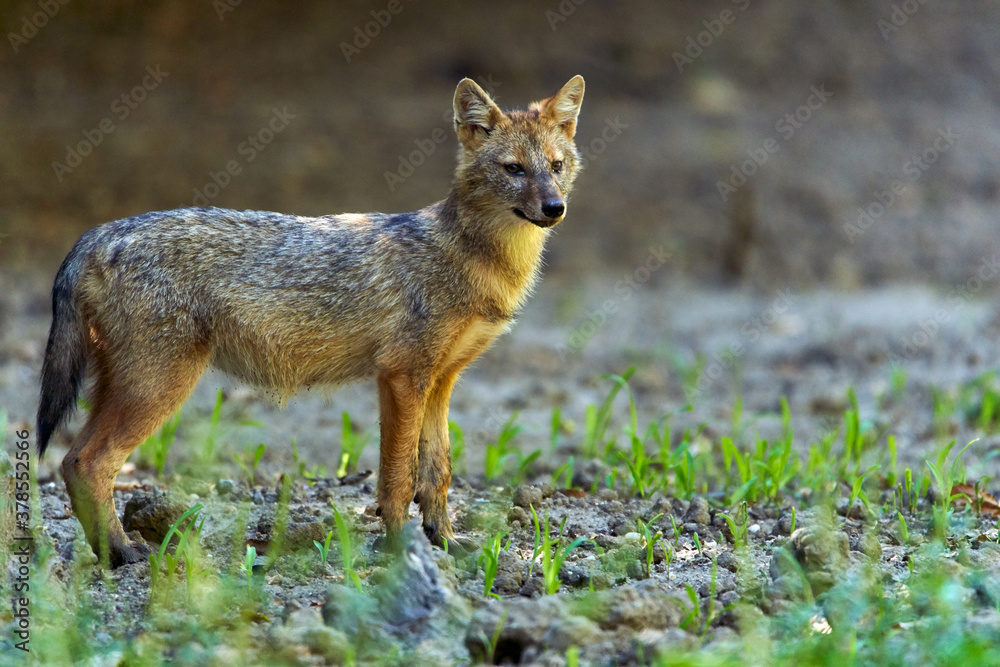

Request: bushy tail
left=37, top=252, right=88, bottom=458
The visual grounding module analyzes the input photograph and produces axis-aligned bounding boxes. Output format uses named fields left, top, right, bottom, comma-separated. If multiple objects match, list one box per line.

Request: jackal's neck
left=436, top=193, right=549, bottom=317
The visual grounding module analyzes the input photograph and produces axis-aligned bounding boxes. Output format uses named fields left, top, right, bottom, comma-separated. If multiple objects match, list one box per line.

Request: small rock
left=706, top=625, right=739, bottom=646
left=634, top=627, right=698, bottom=658
left=835, top=497, right=871, bottom=521
left=771, top=524, right=849, bottom=595
left=597, top=488, right=619, bottom=502
left=542, top=614, right=603, bottom=652
left=465, top=597, right=568, bottom=663
left=571, top=470, right=594, bottom=490
left=512, top=485, right=543, bottom=509
left=592, top=534, right=618, bottom=549
left=300, top=626, right=350, bottom=663
left=591, top=571, right=614, bottom=590
left=178, top=478, right=212, bottom=496
left=684, top=497, right=711, bottom=526
left=858, top=530, right=882, bottom=561
left=285, top=521, right=330, bottom=550
left=717, top=551, right=740, bottom=573
left=559, top=563, right=591, bottom=588
left=625, top=560, right=645, bottom=580
left=518, top=576, right=544, bottom=598
left=718, top=590, right=739, bottom=606
left=252, top=490, right=265, bottom=505
left=698, top=574, right=735, bottom=598
left=287, top=607, right=351, bottom=663
left=216, top=478, right=235, bottom=496
left=773, top=512, right=796, bottom=536
left=507, top=506, right=529, bottom=526
left=971, top=541, right=1000, bottom=569
left=605, top=500, right=625, bottom=514
left=592, top=582, right=685, bottom=631
left=323, top=519, right=468, bottom=652
left=650, top=496, right=673, bottom=516
left=374, top=521, right=450, bottom=627
left=493, top=550, right=525, bottom=595
left=610, top=515, right=634, bottom=536
left=121, top=490, right=191, bottom=546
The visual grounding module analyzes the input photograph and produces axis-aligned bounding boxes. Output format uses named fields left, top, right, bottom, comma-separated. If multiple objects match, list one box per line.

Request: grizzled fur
left=37, top=76, right=585, bottom=567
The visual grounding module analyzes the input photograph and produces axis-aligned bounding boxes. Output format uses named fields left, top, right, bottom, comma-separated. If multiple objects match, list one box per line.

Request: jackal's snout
left=520, top=198, right=565, bottom=228
left=542, top=199, right=565, bottom=220
left=513, top=195, right=566, bottom=228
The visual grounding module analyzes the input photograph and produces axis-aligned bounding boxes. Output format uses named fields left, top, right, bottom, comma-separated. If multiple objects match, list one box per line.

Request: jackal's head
left=452, top=76, right=585, bottom=229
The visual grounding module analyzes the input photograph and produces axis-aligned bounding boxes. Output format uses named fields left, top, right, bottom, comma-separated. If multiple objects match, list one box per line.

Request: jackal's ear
left=540, top=75, right=585, bottom=138
left=454, top=78, right=504, bottom=147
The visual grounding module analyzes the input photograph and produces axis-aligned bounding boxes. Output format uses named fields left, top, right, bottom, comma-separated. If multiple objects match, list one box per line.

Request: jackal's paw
left=424, top=525, right=478, bottom=558
left=110, top=535, right=152, bottom=568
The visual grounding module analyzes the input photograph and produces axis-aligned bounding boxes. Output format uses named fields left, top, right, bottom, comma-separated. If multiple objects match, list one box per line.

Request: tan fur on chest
left=440, top=317, right=511, bottom=375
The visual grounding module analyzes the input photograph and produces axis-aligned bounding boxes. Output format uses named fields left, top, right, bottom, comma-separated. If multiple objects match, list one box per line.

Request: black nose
left=541, top=200, right=565, bottom=219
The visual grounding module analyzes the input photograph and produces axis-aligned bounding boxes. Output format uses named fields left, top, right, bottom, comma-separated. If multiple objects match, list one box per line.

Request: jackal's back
left=68, top=206, right=458, bottom=393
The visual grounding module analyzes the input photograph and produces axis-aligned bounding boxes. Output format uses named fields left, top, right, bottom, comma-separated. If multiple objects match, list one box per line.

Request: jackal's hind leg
left=62, top=347, right=208, bottom=567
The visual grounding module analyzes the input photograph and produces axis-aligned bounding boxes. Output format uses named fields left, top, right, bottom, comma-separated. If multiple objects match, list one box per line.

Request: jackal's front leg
left=376, top=372, right=426, bottom=549
left=415, top=372, right=467, bottom=550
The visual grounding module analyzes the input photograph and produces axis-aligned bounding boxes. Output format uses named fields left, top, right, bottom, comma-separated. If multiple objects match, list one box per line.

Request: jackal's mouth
left=512, top=208, right=559, bottom=228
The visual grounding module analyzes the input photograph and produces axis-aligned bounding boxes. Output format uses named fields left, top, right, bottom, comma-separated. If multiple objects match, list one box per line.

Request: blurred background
left=2, top=1, right=998, bottom=287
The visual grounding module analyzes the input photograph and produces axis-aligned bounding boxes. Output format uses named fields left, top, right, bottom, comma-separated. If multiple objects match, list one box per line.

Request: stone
left=684, top=497, right=711, bottom=525
left=512, top=485, right=543, bottom=509
left=121, top=490, right=192, bottom=546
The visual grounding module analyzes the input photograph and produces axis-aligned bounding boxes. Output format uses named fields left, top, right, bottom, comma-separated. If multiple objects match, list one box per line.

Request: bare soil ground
left=4, top=272, right=1000, bottom=663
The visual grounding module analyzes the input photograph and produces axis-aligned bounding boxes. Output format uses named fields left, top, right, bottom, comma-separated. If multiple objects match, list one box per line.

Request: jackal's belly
left=209, top=324, right=378, bottom=393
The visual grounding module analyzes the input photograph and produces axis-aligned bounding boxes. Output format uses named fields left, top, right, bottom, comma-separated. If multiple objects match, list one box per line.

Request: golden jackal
left=37, top=76, right=585, bottom=567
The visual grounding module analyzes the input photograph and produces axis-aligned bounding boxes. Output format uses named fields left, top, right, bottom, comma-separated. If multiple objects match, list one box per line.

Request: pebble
left=507, top=505, right=530, bottom=526
left=597, top=488, right=619, bottom=502
left=773, top=512, right=795, bottom=536
left=717, top=551, right=740, bottom=573
left=512, top=485, right=543, bottom=509
left=683, top=497, right=711, bottom=525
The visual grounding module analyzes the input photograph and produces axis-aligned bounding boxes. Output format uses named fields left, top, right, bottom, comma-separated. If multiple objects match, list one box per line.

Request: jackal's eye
left=504, top=163, right=524, bottom=175
left=551, top=160, right=563, bottom=173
